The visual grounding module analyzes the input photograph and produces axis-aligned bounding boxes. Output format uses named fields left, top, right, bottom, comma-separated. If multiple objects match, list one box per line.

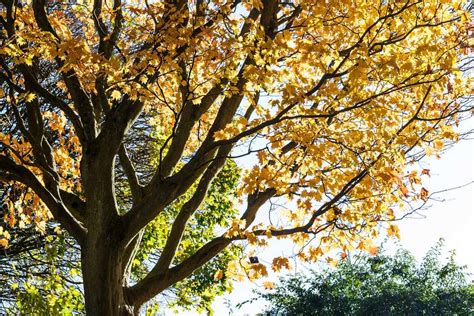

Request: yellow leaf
left=111, top=90, right=121, bottom=101
left=433, top=140, right=444, bottom=150
left=25, top=93, right=36, bottom=103
left=213, top=130, right=226, bottom=141
left=420, top=187, right=429, bottom=201
left=368, top=246, right=378, bottom=256
left=214, top=269, right=224, bottom=281
left=245, top=231, right=258, bottom=244
left=249, top=263, right=268, bottom=279
left=387, top=224, right=400, bottom=239
left=272, top=257, right=291, bottom=272
left=400, top=184, right=409, bottom=197
left=251, top=0, right=263, bottom=10
left=0, top=238, right=8, bottom=248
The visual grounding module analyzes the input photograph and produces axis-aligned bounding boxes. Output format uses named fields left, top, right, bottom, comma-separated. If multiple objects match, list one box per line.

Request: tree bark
left=82, top=237, right=135, bottom=316
left=80, top=152, right=135, bottom=315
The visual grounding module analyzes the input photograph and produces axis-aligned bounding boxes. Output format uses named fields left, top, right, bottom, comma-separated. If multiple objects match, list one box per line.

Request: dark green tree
left=260, top=240, right=474, bottom=316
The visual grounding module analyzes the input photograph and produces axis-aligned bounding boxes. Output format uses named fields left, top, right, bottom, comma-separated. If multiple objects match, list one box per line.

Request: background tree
left=0, top=229, right=84, bottom=315
left=259, top=239, right=474, bottom=315
left=0, top=0, right=472, bottom=314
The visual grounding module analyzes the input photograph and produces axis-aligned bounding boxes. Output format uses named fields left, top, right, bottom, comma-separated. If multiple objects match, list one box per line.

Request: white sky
left=163, top=119, right=474, bottom=316
left=227, top=125, right=474, bottom=316
left=395, top=133, right=474, bottom=273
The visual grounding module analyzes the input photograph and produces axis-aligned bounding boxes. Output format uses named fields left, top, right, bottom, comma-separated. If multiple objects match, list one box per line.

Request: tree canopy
left=259, top=240, right=474, bottom=315
left=0, top=0, right=472, bottom=314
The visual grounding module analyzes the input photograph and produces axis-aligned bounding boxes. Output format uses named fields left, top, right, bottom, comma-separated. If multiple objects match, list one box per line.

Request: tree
left=0, top=229, right=84, bottom=315
left=1, top=159, right=242, bottom=314
left=260, top=240, right=474, bottom=315
left=0, top=0, right=472, bottom=314
left=0, top=228, right=94, bottom=314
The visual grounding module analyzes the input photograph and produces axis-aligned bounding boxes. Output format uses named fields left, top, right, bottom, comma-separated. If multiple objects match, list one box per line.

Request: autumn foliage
left=0, top=0, right=472, bottom=314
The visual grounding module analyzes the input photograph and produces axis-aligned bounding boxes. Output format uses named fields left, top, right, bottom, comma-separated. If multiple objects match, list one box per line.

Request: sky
left=162, top=118, right=474, bottom=316
left=212, top=122, right=474, bottom=316
left=158, top=5, right=474, bottom=314
left=396, top=135, right=474, bottom=273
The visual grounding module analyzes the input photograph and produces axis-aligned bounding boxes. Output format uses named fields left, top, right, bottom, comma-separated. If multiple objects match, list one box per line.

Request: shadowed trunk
left=82, top=233, right=135, bottom=316
left=81, top=152, right=137, bottom=315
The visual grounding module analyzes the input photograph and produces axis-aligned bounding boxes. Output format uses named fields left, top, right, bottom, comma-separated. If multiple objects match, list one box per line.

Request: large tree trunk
left=81, top=153, right=137, bottom=314
left=82, top=236, right=135, bottom=315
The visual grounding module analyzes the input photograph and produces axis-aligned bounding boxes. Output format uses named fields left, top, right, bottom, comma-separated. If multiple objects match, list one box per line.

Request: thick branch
left=125, top=4, right=276, bottom=242
left=150, top=145, right=233, bottom=274
left=0, top=156, right=86, bottom=244
left=126, top=188, right=274, bottom=306
left=32, top=0, right=97, bottom=142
